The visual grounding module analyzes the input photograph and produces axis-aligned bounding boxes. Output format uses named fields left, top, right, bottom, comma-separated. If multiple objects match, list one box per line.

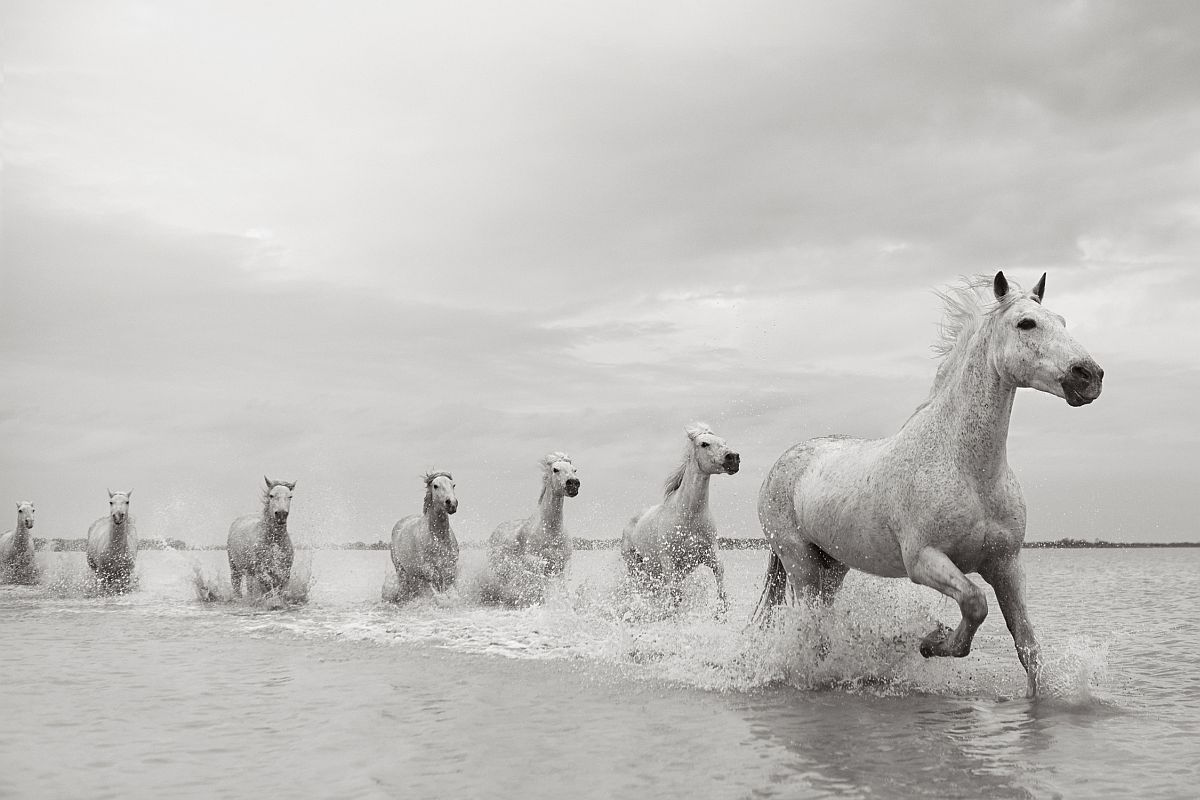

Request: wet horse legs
left=905, top=546, right=988, bottom=658
left=982, top=556, right=1041, bottom=697
left=699, top=550, right=729, bottom=616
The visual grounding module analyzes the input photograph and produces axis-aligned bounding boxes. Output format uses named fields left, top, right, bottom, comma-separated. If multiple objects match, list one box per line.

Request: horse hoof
left=919, top=623, right=953, bottom=658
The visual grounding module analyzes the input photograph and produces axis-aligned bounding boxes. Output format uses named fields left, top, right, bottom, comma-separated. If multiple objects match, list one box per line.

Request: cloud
left=2, top=2, right=1198, bottom=544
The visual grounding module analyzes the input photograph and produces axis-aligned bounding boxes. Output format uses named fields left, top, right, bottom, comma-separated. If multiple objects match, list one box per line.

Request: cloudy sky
left=3, top=1, right=1198, bottom=547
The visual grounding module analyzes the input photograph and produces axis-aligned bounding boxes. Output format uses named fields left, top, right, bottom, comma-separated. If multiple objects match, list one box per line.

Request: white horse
left=86, top=490, right=138, bottom=590
left=228, top=477, right=296, bottom=598
left=487, top=452, right=580, bottom=604
left=755, top=272, right=1104, bottom=697
left=621, top=423, right=740, bottom=612
left=0, top=501, right=39, bottom=584
left=388, top=472, right=459, bottom=603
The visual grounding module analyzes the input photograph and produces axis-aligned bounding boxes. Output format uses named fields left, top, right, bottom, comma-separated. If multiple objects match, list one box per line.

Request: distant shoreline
left=29, top=537, right=1200, bottom=552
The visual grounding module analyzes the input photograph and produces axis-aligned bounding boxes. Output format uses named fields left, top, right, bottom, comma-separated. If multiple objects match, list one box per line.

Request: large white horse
left=388, top=472, right=459, bottom=603
left=0, top=501, right=39, bottom=584
left=622, top=423, right=740, bottom=612
left=755, top=272, right=1104, bottom=697
left=228, top=477, right=296, bottom=598
left=486, top=452, right=580, bottom=605
left=87, top=490, right=138, bottom=590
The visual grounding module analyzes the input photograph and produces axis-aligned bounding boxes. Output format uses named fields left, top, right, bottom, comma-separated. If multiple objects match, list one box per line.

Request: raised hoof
left=919, top=622, right=954, bottom=658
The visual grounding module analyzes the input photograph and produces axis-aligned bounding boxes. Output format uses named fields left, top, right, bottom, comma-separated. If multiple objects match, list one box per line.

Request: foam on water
left=5, top=549, right=1118, bottom=706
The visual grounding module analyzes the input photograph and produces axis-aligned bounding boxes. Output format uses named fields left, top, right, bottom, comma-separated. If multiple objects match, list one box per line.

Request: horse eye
left=1017, top=319, right=1036, bottom=330
left=553, top=468, right=559, bottom=473
left=700, top=442, right=710, bottom=448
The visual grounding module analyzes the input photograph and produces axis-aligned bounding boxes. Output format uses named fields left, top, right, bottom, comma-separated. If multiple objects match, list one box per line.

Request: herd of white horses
left=1, top=273, right=1104, bottom=696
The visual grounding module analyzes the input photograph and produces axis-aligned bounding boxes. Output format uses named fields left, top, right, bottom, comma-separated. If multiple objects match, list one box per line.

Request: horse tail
left=752, top=549, right=789, bottom=627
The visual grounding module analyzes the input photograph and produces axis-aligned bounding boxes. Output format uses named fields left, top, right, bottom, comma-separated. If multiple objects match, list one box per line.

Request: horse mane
left=912, top=274, right=1023, bottom=414
left=422, top=471, right=454, bottom=513
left=537, top=452, right=572, bottom=502
left=663, top=422, right=712, bottom=499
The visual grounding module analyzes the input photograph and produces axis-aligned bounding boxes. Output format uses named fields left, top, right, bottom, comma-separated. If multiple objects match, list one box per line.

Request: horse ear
left=264, top=475, right=274, bottom=489
left=284, top=481, right=296, bottom=491
left=993, top=271, right=1009, bottom=300
left=108, top=488, right=114, bottom=499
left=1031, top=272, right=1046, bottom=303
left=126, top=489, right=133, bottom=499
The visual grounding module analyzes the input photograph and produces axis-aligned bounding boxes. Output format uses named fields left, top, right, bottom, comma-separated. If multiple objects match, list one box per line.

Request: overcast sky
left=3, top=1, right=1198, bottom=546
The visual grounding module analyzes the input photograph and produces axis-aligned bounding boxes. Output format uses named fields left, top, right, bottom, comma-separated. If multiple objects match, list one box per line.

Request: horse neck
left=533, top=484, right=565, bottom=541
left=108, top=517, right=129, bottom=543
left=260, top=508, right=287, bottom=541
left=919, top=329, right=1016, bottom=484
left=12, top=518, right=30, bottom=546
left=426, top=505, right=452, bottom=539
left=669, top=457, right=711, bottom=518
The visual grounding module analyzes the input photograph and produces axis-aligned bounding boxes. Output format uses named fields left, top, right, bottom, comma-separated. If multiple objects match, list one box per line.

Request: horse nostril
left=1071, top=364, right=1092, bottom=382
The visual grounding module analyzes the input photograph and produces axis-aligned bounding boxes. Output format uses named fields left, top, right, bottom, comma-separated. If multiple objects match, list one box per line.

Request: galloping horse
left=487, top=452, right=580, bottom=604
left=87, top=490, right=138, bottom=590
left=0, top=501, right=39, bottom=584
left=228, top=477, right=296, bottom=598
left=755, top=272, right=1104, bottom=696
left=622, top=423, right=740, bottom=613
left=389, top=472, right=460, bottom=603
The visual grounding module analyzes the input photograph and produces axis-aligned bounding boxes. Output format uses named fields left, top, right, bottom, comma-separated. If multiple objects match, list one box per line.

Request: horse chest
left=252, top=539, right=292, bottom=569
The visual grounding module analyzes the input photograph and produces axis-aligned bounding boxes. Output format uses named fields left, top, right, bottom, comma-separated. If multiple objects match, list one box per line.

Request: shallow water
left=1, top=548, right=1197, bottom=798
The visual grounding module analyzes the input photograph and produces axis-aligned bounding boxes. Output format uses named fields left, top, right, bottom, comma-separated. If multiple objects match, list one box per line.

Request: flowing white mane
left=664, top=422, right=712, bottom=498
left=926, top=275, right=1023, bottom=400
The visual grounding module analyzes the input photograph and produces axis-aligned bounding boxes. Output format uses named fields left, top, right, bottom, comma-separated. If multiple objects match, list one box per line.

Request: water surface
left=1, top=548, right=1196, bottom=798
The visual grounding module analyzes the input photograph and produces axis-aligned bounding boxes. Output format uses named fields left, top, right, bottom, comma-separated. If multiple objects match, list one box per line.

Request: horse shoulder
left=0, top=531, right=12, bottom=560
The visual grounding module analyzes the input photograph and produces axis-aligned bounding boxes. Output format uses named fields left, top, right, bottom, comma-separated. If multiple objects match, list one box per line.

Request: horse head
left=107, top=489, right=132, bottom=525
left=263, top=476, right=296, bottom=525
left=16, top=501, right=35, bottom=530
left=687, top=422, right=740, bottom=476
left=424, top=472, right=458, bottom=515
left=541, top=452, right=580, bottom=498
left=990, top=271, right=1104, bottom=407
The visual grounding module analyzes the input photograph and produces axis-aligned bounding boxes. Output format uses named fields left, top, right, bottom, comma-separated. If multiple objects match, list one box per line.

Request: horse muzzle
left=445, top=500, right=458, bottom=514
left=1061, top=359, right=1104, bottom=407
left=565, top=479, right=580, bottom=497
left=24, top=520, right=34, bottom=529
left=723, top=452, right=741, bottom=474
left=112, top=513, right=126, bottom=524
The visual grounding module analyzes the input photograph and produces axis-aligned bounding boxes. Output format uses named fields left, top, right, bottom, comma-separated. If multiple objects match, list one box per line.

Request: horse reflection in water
left=0, top=501, right=39, bottom=585
left=485, top=452, right=580, bottom=605
left=622, top=423, right=740, bottom=615
left=228, top=477, right=296, bottom=600
left=386, top=472, right=459, bottom=604
left=756, top=272, right=1104, bottom=697
left=87, top=490, right=138, bottom=592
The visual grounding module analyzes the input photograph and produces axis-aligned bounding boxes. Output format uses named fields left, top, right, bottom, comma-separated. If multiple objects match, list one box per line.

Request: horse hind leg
left=905, top=546, right=988, bottom=659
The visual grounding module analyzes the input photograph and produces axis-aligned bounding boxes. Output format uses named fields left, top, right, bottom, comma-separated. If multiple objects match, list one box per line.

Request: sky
left=2, top=1, right=1199, bottom=546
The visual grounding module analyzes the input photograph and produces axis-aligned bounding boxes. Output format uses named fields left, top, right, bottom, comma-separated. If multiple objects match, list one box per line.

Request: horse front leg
left=982, top=556, right=1041, bottom=698
left=905, top=546, right=988, bottom=659
left=700, top=550, right=729, bottom=619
